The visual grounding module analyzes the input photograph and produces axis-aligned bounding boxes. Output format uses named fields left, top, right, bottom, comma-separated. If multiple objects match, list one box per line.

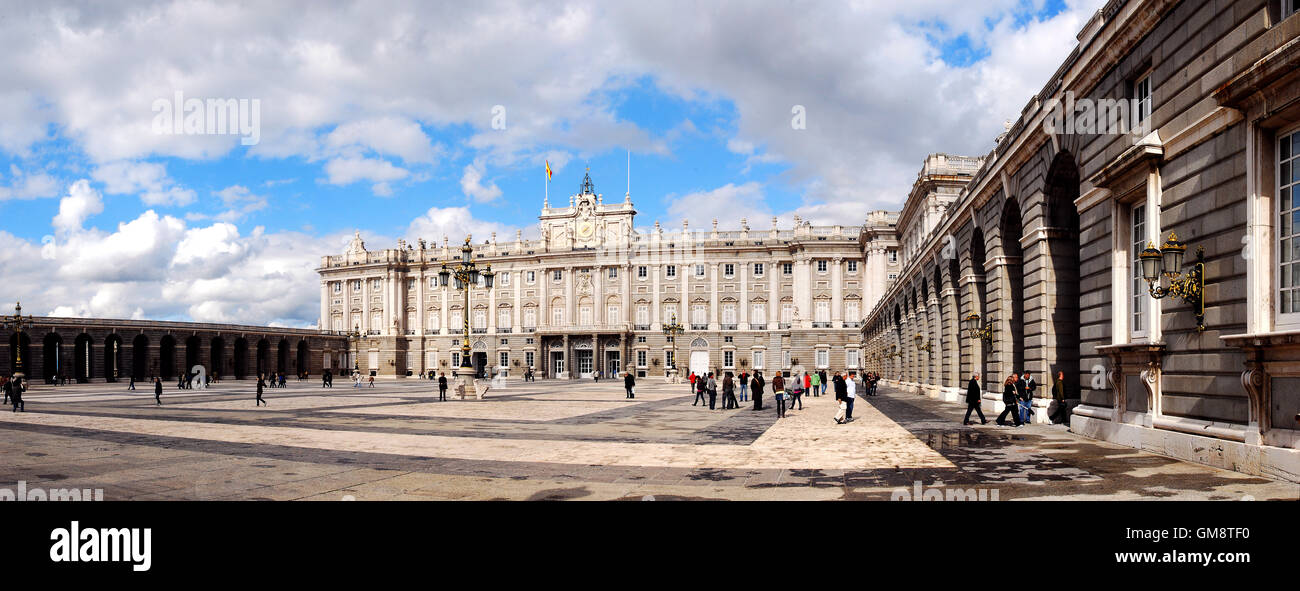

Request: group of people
left=963, top=371, right=1071, bottom=427
left=683, top=369, right=880, bottom=424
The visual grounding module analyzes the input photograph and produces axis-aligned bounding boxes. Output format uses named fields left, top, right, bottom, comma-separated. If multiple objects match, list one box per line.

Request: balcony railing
left=634, top=324, right=650, bottom=331
left=424, top=329, right=440, bottom=335
left=522, top=326, right=537, bottom=333
left=690, top=324, right=708, bottom=331
left=777, top=322, right=791, bottom=329
left=497, top=327, right=512, bottom=333
left=405, top=330, right=415, bottom=335
left=471, top=328, right=488, bottom=334
left=366, top=330, right=381, bottom=335
left=842, top=321, right=862, bottom=328
left=720, top=324, right=737, bottom=331
left=812, top=322, right=833, bottom=328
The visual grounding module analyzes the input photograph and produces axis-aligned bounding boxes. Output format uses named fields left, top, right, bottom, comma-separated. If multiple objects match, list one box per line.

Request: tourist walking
left=750, top=371, right=765, bottom=411
left=996, top=374, right=1023, bottom=426
left=788, top=375, right=804, bottom=410
left=772, top=373, right=786, bottom=418
left=810, top=371, right=821, bottom=397
left=128, top=375, right=136, bottom=390
left=1048, top=371, right=1069, bottom=425
left=154, top=377, right=163, bottom=406
left=624, top=371, right=636, bottom=399
left=256, top=375, right=267, bottom=406
left=845, top=372, right=857, bottom=421
left=819, top=370, right=828, bottom=397
left=963, top=373, right=987, bottom=425
left=706, top=373, right=718, bottom=410
left=688, top=371, right=697, bottom=394
left=693, top=374, right=708, bottom=406
left=833, top=377, right=848, bottom=425
left=1020, top=372, right=1037, bottom=424
left=367, top=375, right=375, bottom=388
left=438, top=372, right=448, bottom=401
left=737, top=371, right=748, bottom=403
left=721, top=373, right=734, bottom=408
left=10, top=375, right=24, bottom=412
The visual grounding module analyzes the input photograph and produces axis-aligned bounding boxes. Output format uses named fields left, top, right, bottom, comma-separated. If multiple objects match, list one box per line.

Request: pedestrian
left=773, top=373, right=787, bottom=418
left=845, top=372, right=857, bottom=421
left=707, top=372, right=718, bottom=410
left=810, top=371, right=821, bottom=397
left=353, top=372, right=361, bottom=388
left=368, top=374, right=375, bottom=388
left=624, top=371, right=636, bottom=399
left=1048, top=371, right=1069, bottom=425
left=280, top=373, right=287, bottom=388
left=833, top=376, right=848, bottom=425
left=722, top=372, right=735, bottom=409
left=688, top=371, right=697, bottom=394
left=788, top=375, right=804, bottom=410
left=154, top=377, right=163, bottom=406
left=256, top=374, right=267, bottom=406
left=438, top=372, right=448, bottom=401
left=1020, top=372, right=1037, bottom=424
left=996, top=374, right=1023, bottom=426
left=819, top=370, right=829, bottom=397
left=737, top=371, right=749, bottom=403
left=1, top=375, right=8, bottom=405
left=128, top=375, right=136, bottom=390
left=750, top=371, right=765, bottom=411
left=963, top=373, right=987, bottom=425
left=10, top=375, right=24, bottom=412
left=693, top=374, right=708, bottom=406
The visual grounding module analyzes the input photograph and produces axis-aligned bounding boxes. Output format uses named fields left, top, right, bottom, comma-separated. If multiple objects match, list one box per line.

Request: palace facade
left=861, top=0, right=1300, bottom=482
left=318, top=172, right=877, bottom=381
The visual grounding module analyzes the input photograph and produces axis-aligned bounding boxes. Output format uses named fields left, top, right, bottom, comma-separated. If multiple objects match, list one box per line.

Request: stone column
left=709, top=262, right=719, bottom=330
left=651, top=264, right=661, bottom=329
left=831, top=257, right=843, bottom=327
left=739, top=263, right=749, bottom=330
left=593, top=265, right=603, bottom=325
left=768, top=260, right=779, bottom=330
left=565, top=266, right=575, bottom=326
left=319, top=282, right=329, bottom=332
left=622, top=263, right=632, bottom=325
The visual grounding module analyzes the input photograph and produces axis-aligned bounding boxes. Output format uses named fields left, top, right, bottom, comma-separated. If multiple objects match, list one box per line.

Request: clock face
left=577, top=221, right=594, bottom=238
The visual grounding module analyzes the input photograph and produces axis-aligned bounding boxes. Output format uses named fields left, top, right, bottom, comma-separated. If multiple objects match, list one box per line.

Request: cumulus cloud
left=92, top=160, right=197, bottom=207
left=0, top=165, right=60, bottom=200
left=460, top=160, right=502, bottom=203
left=323, top=156, right=410, bottom=195
left=52, top=179, right=103, bottom=232
left=407, top=205, right=520, bottom=246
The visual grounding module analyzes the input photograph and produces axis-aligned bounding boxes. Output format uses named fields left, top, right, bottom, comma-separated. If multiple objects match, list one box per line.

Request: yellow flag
left=545, top=160, right=552, bottom=182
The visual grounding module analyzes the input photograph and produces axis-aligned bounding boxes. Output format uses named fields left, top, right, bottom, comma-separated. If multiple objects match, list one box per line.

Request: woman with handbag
left=996, top=374, right=1023, bottom=426
left=788, top=376, right=804, bottom=411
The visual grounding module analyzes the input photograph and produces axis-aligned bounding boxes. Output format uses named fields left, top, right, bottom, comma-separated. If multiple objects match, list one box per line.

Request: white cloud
left=460, top=161, right=502, bottom=203
left=92, top=160, right=197, bottom=207
left=0, top=165, right=60, bottom=200
left=407, top=205, right=519, bottom=245
left=52, top=179, right=103, bottom=232
left=323, top=156, right=409, bottom=194
left=665, top=182, right=773, bottom=230
left=325, top=117, right=439, bottom=164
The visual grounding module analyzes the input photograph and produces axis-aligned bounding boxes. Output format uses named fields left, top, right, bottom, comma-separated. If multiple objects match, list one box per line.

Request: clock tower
left=540, top=170, right=635, bottom=251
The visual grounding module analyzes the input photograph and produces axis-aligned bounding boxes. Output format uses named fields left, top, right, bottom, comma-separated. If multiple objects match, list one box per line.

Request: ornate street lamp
left=2, top=302, right=33, bottom=377
left=913, top=333, right=931, bottom=352
left=662, top=313, right=684, bottom=379
left=1139, top=231, right=1205, bottom=332
left=963, top=313, right=993, bottom=344
left=439, top=235, right=495, bottom=375
left=346, top=327, right=361, bottom=373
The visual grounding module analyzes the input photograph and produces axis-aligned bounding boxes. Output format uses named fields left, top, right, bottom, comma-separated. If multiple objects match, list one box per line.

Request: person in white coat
left=845, top=372, right=857, bottom=422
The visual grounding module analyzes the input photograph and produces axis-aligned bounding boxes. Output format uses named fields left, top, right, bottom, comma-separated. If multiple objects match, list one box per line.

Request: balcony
left=522, top=326, right=537, bottom=333
left=471, top=328, right=488, bottom=334
left=634, top=324, right=650, bottom=331
left=812, top=322, right=833, bottom=328
left=424, top=329, right=440, bottom=335
left=497, top=327, right=513, bottom=334
left=690, top=324, right=708, bottom=331
left=366, top=330, right=381, bottom=335
left=720, top=324, right=737, bottom=331
left=405, top=330, right=415, bottom=335
left=777, top=323, right=791, bottom=329
left=842, top=321, right=863, bottom=328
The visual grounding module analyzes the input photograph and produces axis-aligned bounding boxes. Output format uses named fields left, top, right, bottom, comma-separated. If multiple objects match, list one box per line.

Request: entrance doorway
left=605, top=350, right=621, bottom=377
left=689, top=351, right=710, bottom=378
left=575, top=350, right=593, bottom=378
left=472, top=352, right=488, bottom=378
left=550, top=351, right=565, bottom=377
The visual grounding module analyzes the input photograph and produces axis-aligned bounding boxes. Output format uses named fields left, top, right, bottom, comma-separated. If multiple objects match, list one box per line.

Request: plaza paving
left=1, top=377, right=1296, bottom=501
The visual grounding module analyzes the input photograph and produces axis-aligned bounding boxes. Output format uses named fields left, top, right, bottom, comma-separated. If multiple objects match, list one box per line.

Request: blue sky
left=0, top=0, right=1100, bottom=325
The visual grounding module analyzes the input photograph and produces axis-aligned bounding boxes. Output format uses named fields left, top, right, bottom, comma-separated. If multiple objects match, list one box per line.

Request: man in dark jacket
left=624, top=372, right=636, bottom=399
left=438, top=372, right=448, bottom=401
left=963, top=373, right=986, bottom=424
left=996, top=375, right=1023, bottom=426
left=694, top=375, right=708, bottom=406
left=10, top=375, right=23, bottom=412
left=750, top=371, right=765, bottom=411
left=154, top=377, right=163, bottom=406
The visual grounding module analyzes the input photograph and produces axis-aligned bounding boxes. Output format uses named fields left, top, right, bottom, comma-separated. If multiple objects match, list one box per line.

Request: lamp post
left=662, top=313, right=684, bottom=381
left=2, top=302, right=33, bottom=378
left=346, top=327, right=361, bottom=374
left=914, top=333, right=931, bottom=352
left=438, top=236, right=495, bottom=390
left=1139, top=231, right=1205, bottom=331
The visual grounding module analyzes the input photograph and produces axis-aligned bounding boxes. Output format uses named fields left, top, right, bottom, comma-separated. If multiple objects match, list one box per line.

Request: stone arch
left=998, top=195, right=1026, bottom=382
left=234, top=337, right=248, bottom=379
left=104, top=333, right=123, bottom=381
left=297, top=339, right=309, bottom=376
left=74, top=333, right=94, bottom=382
left=159, top=335, right=177, bottom=379
left=277, top=338, right=290, bottom=374
left=42, top=332, right=62, bottom=383
left=210, top=336, right=226, bottom=379
left=132, top=333, right=149, bottom=379
left=1043, top=150, right=1083, bottom=401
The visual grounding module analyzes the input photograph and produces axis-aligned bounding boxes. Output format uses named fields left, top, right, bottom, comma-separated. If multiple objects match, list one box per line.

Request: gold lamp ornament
left=1138, top=231, right=1205, bottom=332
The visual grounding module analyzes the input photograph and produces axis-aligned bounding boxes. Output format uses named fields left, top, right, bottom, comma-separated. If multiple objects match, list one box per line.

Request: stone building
left=0, top=315, right=345, bottom=383
left=862, top=0, right=1300, bottom=482
left=318, top=172, right=876, bottom=380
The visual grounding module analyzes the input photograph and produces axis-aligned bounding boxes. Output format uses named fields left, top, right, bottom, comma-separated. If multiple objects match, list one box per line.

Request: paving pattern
left=0, top=378, right=1295, bottom=501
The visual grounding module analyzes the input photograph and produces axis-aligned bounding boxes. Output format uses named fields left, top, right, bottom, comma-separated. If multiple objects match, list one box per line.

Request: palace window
left=526, top=271, right=536, bottom=284
left=450, top=310, right=462, bottom=328
left=753, top=263, right=764, bottom=277
left=846, top=349, right=860, bottom=368
left=691, top=304, right=707, bottom=326
left=352, top=280, right=362, bottom=291
left=525, top=351, right=535, bottom=368
left=608, top=267, right=618, bottom=279
left=723, top=351, right=734, bottom=368
left=637, top=350, right=647, bottom=367
left=783, top=263, right=793, bottom=275
left=428, top=314, right=440, bottom=331
left=636, top=304, right=649, bottom=326
left=607, top=304, right=620, bottom=322
left=724, top=264, right=735, bottom=277
left=452, top=352, right=461, bottom=367
left=666, top=350, right=675, bottom=368
left=332, top=282, right=341, bottom=293
left=1280, top=129, right=1300, bottom=316
left=473, top=309, right=486, bottom=330
left=695, top=264, right=705, bottom=277
left=637, top=266, right=647, bottom=278
left=752, top=350, right=764, bottom=369
left=666, top=265, right=677, bottom=278
left=1134, top=72, right=1152, bottom=125
left=816, top=260, right=828, bottom=273
left=816, top=349, right=829, bottom=369
left=815, top=300, right=830, bottom=323
left=751, top=303, right=766, bottom=326
left=1131, top=203, right=1149, bottom=338
left=888, top=251, right=898, bottom=263
left=429, top=276, right=439, bottom=288
left=552, top=307, right=564, bottom=325
left=372, top=279, right=382, bottom=290
left=499, top=272, right=510, bottom=287
left=407, top=278, right=415, bottom=290
left=845, top=300, right=860, bottom=322
left=579, top=304, right=593, bottom=325
left=847, top=261, right=858, bottom=272
left=498, top=309, right=511, bottom=328
left=722, top=303, right=736, bottom=324
left=499, top=352, right=509, bottom=368
left=553, top=269, right=563, bottom=282
left=524, top=307, right=536, bottom=328
left=637, top=336, right=646, bottom=343
left=781, top=303, right=793, bottom=323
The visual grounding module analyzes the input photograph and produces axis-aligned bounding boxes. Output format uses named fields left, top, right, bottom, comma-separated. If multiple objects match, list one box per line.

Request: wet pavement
left=0, top=379, right=1294, bottom=500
